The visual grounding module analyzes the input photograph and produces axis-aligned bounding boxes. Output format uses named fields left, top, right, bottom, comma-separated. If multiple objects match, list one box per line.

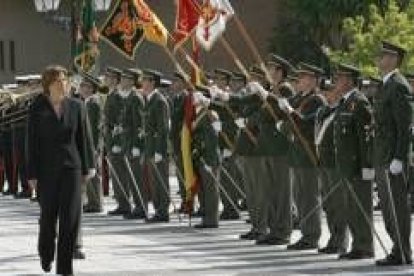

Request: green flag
left=74, top=0, right=100, bottom=74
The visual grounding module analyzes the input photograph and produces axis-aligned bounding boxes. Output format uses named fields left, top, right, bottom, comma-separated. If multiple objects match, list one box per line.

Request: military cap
left=295, top=62, right=324, bottom=76
left=160, top=78, right=172, bottom=88
left=334, top=63, right=361, bottom=79
left=267, top=54, right=293, bottom=73
left=214, top=68, right=233, bottom=81
left=231, top=71, right=247, bottom=83
left=287, top=74, right=298, bottom=82
left=82, top=74, right=101, bottom=88
left=405, top=73, right=414, bottom=81
left=106, top=66, right=122, bottom=76
left=172, top=71, right=187, bottom=82
left=249, top=65, right=266, bottom=78
left=142, top=69, right=163, bottom=86
left=380, top=41, right=406, bottom=59
left=124, top=68, right=142, bottom=80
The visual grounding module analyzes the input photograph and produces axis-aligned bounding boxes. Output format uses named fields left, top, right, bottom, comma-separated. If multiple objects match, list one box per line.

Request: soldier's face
left=120, top=77, right=134, bottom=90
left=104, top=74, right=118, bottom=88
left=171, top=79, right=185, bottom=92
left=333, top=74, right=353, bottom=94
left=214, top=77, right=228, bottom=89
left=297, top=73, right=317, bottom=92
left=141, top=78, right=155, bottom=94
left=377, top=53, right=399, bottom=75
left=79, top=82, right=94, bottom=98
left=267, top=65, right=283, bottom=83
left=230, top=80, right=245, bottom=92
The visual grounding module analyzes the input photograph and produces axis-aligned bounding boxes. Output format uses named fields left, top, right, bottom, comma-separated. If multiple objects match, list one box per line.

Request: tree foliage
left=329, top=0, right=414, bottom=76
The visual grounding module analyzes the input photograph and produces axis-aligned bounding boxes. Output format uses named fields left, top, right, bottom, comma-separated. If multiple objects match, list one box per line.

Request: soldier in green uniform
left=374, top=42, right=412, bottom=266
left=253, top=54, right=295, bottom=245
left=78, top=74, right=104, bottom=213
left=192, top=87, right=221, bottom=228
left=214, top=66, right=268, bottom=240
left=330, top=64, right=374, bottom=259
left=315, top=78, right=349, bottom=255
left=405, top=73, right=414, bottom=212
left=209, top=68, right=243, bottom=220
left=141, top=70, right=170, bottom=223
left=123, top=68, right=148, bottom=220
left=105, top=70, right=135, bottom=216
left=278, top=62, right=325, bottom=250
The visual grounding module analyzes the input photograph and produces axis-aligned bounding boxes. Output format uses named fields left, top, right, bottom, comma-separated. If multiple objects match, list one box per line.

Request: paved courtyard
left=1, top=178, right=414, bottom=275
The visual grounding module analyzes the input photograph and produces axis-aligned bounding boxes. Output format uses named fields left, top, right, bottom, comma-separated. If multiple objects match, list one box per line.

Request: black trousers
left=38, top=168, right=81, bottom=275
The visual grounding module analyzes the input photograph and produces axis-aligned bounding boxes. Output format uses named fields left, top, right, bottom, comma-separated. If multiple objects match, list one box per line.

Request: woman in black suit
left=27, top=65, right=89, bottom=275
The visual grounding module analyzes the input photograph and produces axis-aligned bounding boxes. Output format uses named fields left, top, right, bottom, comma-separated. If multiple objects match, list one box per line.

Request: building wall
left=0, top=0, right=280, bottom=84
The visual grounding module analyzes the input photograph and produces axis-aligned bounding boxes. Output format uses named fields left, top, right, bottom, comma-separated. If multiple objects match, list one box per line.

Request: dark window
left=0, top=41, right=4, bottom=71
left=9, top=40, right=15, bottom=72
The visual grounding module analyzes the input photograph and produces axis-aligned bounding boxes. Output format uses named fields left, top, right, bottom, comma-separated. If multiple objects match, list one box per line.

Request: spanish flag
left=181, top=92, right=199, bottom=213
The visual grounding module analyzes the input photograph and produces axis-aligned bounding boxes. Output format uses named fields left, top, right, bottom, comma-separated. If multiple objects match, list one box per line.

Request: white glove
left=362, top=168, right=375, bottom=181
left=131, top=147, right=140, bottom=158
left=204, top=164, right=213, bottom=174
left=247, top=81, right=268, bottom=99
left=276, top=120, right=284, bottom=131
left=210, top=86, right=229, bottom=101
left=193, top=92, right=210, bottom=106
left=222, top=149, right=232, bottom=158
left=86, top=169, right=97, bottom=180
left=389, top=159, right=403, bottom=175
left=235, top=118, right=246, bottom=129
left=212, top=120, right=222, bottom=133
left=278, top=98, right=294, bottom=113
left=111, top=145, right=121, bottom=154
left=154, top=153, right=163, bottom=163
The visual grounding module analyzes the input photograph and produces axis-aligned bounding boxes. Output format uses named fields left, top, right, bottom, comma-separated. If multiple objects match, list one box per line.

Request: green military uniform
left=126, top=91, right=147, bottom=218
left=287, top=89, right=325, bottom=249
left=209, top=94, right=244, bottom=220
left=104, top=89, right=134, bottom=214
left=335, top=88, right=374, bottom=257
left=228, top=87, right=266, bottom=239
left=192, top=106, right=221, bottom=228
left=374, top=70, right=412, bottom=262
left=143, top=88, right=170, bottom=221
left=254, top=91, right=292, bottom=244
left=315, top=101, right=348, bottom=253
left=84, top=93, right=104, bottom=211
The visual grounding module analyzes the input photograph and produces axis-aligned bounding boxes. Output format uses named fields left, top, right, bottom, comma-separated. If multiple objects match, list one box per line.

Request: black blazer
left=27, top=94, right=88, bottom=181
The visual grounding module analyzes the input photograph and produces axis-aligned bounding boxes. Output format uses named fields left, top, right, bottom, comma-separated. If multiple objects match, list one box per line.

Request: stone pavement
left=1, top=178, right=414, bottom=276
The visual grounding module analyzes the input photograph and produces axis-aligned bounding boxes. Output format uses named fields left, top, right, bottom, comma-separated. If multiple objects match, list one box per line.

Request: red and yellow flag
left=172, top=0, right=200, bottom=50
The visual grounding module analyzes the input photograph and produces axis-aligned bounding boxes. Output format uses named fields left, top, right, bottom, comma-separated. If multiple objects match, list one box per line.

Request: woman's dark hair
left=41, top=65, right=68, bottom=95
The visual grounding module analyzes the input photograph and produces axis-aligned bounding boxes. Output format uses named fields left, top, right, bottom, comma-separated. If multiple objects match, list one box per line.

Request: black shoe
left=194, top=223, right=218, bottom=229
left=73, top=249, right=86, bottom=260
left=339, top=250, right=373, bottom=260
left=108, top=207, right=130, bottom=216
left=220, top=212, right=240, bottom=220
left=123, top=209, right=147, bottom=220
left=14, top=191, right=31, bottom=199
left=83, top=205, right=103, bottom=213
left=256, top=235, right=289, bottom=245
left=245, top=218, right=251, bottom=224
left=41, top=258, right=51, bottom=272
left=287, top=239, right=318, bottom=250
left=240, top=231, right=261, bottom=240
left=146, top=214, right=169, bottom=223
left=192, top=209, right=204, bottom=217
left=376, top=254, right=412, bottom=266
left=318, top=246, right=342, bottom=254
left=2, top=190, right=15, bottom=196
